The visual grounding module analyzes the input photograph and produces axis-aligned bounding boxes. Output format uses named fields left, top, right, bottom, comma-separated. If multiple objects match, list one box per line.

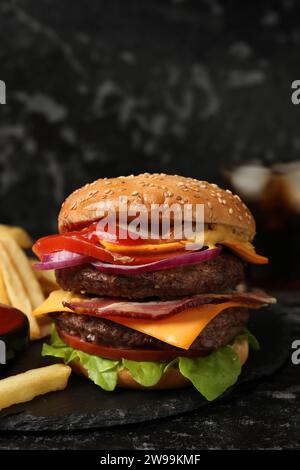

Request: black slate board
left=0, top=305, right=290, bottom=432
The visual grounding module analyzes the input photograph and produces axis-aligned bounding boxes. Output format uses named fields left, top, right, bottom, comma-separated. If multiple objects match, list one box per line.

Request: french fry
left=0, top=224, right=33, bottom=249
left=0, top=241, right=40, bottom=339
left=37, top=318, right=53, bottom=339
left=0, top=270, right=10, bottom=305
left=0, top=364, right=71, bottom=410
left=29, top=258, right=58, bottom=296
left=0, top=236, right=45, bottom=310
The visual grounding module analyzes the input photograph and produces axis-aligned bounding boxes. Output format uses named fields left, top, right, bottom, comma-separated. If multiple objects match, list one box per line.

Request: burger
left=33, top=173, right=275, bottom=400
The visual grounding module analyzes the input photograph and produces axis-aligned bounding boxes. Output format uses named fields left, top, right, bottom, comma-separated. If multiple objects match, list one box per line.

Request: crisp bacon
left=63, top=290, right=276, bottom=320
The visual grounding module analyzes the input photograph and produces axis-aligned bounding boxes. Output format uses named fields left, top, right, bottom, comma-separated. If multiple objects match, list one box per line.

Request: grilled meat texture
left=55, top=253, right=245, bottom=300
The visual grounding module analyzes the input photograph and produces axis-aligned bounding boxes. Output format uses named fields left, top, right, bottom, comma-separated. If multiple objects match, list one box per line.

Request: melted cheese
left=100, top=224, right=267, bottom=264
left=220, top=241, right=268, bottom=264
left=101, top=240, right=185, bottom=254
left=33, top=290, right=84, bottom=316
left=33, top=290, right=256, bottom=350
left=104, top=301, right=251, bottom=350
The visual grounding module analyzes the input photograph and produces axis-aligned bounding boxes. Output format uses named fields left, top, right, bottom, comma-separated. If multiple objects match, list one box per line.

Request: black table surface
left=0, top=291, right=299, bottom=450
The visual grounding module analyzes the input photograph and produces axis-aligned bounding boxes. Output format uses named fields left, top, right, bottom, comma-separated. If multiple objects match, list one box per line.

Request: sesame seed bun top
left=58, top=173, right=256, bottom=240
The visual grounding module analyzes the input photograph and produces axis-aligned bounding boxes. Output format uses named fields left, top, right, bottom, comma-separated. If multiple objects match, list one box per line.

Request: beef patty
left=52, top=307, right=249, bottom=355
left=55, top=253, right=245, bottom=300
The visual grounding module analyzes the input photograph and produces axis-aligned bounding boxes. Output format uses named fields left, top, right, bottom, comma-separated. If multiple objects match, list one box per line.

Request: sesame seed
left=222, top=199, right=227, bottom=205
left=234, top=194, right=241, bottom=201
left=70, top=202, right=77, bottom=210
left=228, top=208, right=233, bottom=214
left=218, top=198, right=222, bottom=204
left=89, top=189, right=99, bottom=197
left=165, top=191, right=174, bottom=197
left=104, top=181, right=111, bottom=185
left=131, top=191, right=139, bottom=196
left=177, top=182, right=185, bottom=187
left=104, top=189, right=113, bottom=194
left=211, top=183, right=218, bottom=188
left=226, top=189, right=232, bottom=194
left=207, top=202, right=212, bottom=209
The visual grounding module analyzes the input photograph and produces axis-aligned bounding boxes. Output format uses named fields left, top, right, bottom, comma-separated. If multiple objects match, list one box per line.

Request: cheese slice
left=220, top=241, right=268, bottom=264
left=33, top=290, right=255, bottom=350
left=101, top=224, right=268, bottom=264
left=101, top=240, right=186, bottom=254
left=33, top=290, right=84, bottom=316
left=104, top=301, right=252, bottom=350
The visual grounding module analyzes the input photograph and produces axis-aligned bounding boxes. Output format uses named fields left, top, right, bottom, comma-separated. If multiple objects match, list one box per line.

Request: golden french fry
left=0, top=225, right=33, bottom=249
left=0, top=270, right=10, bottom=305
left=29, top=258, right=58, bottom=296
left=37, top=319, right=52, bottom=339
left=0, top=241, right=40, bottom=339
left=0, top=364, right=71, bottom=410
left=0, top=236, right=45, bottom=310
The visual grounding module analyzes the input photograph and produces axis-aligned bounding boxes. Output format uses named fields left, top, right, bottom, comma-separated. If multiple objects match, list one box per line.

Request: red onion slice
left=91, top=247, right=222, bottom=274
left=34, top=246, right=222, bottom=273
left=34, top=251, right=92, bottom=270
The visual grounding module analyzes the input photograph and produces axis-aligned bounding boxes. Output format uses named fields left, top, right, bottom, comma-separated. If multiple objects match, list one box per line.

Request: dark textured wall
left=0, top=0, right=299, bottom=237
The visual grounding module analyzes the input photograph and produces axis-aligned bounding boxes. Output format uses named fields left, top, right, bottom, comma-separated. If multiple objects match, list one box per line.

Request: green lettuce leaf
left=235, top=328, right=260, bottom=351
left=76, top=352, right=118, bottom=390
left=42, top=328, right=119, bottom=391
left=122, top=359, right=166, bottom=387
left=42, top=326, right=258, bottom=398
left=178, top=346, right=241, bottom=401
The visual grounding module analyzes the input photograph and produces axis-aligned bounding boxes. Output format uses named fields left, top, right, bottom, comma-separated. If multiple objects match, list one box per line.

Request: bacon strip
left=63, top=290, right=276, bottom=320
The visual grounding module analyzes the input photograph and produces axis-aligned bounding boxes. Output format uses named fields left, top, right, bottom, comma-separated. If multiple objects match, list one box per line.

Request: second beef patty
left=52, top=306, right=249, bottom=355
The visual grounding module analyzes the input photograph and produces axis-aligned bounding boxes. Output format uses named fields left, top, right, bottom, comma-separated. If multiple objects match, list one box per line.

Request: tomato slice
left=33, top=234, right=116, bottom=263
left=33, top=233, right=187, bottom=265
left=32, top=221, right=192, bottom=265
left=57, top=328, right=202, bottom=362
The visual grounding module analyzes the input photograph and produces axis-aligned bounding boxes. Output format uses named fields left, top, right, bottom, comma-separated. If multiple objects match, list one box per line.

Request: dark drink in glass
left=225, top=161, right=300, bottom=289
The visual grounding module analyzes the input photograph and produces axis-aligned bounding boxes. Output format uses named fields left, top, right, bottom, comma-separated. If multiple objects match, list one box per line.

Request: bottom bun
left=70, top=338, right=249, bottom=390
